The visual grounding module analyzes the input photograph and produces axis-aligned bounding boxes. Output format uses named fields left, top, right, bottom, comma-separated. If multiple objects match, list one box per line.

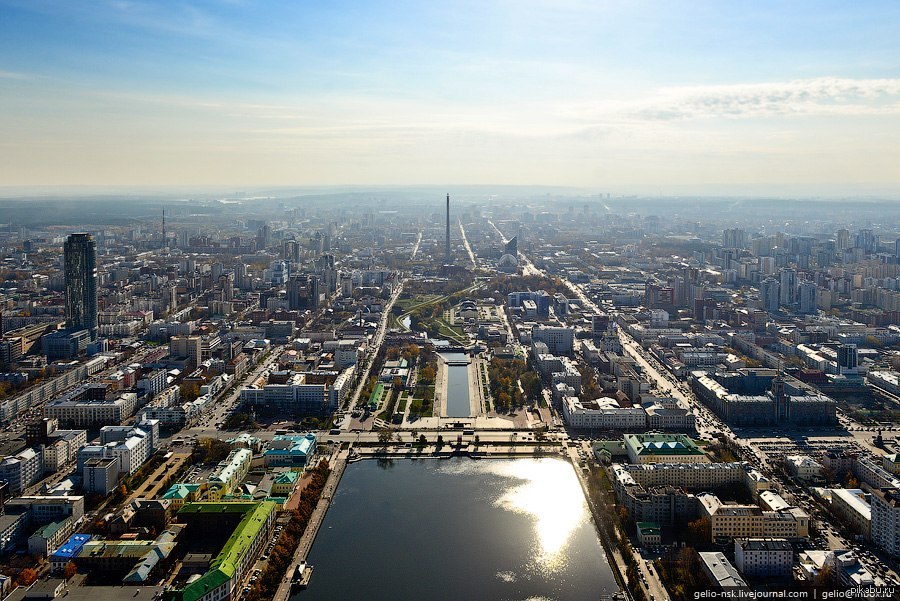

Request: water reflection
left=299, top=458, right=617, bottom=601
left=438, top=458, right=588, bottom=572
left=489, top=459, right=587, bottom=571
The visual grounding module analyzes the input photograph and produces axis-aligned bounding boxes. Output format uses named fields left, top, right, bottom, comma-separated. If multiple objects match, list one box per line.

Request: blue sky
left=1, top=0, right=899, bottom=193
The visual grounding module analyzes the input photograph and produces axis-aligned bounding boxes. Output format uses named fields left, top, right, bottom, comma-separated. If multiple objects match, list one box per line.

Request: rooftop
left=624, top=433, right=704, bottom=456
left=698, top=552, right=747, bottom=588
left=831, top=488, right=871, bottom=520
left=172, top=502, right=275, bottom=601
left=735, top=538, right=792, bottom=551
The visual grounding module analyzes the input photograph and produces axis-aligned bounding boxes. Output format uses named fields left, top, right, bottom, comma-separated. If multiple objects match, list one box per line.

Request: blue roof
left=51, top=533, right=92, bottom=559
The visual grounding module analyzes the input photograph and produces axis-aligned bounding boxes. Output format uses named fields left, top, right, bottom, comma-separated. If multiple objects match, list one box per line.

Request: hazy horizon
left=2, top=1, right=900, bottom=195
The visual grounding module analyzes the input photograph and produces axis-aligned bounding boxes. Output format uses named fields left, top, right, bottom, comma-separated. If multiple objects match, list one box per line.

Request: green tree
left=179, top=380, right=201, bottom=402
left=377, top=427, right=395, bottom=448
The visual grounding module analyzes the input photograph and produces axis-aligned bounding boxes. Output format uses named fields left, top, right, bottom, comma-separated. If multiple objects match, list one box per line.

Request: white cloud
left=633, top=77, right=900, bottom=120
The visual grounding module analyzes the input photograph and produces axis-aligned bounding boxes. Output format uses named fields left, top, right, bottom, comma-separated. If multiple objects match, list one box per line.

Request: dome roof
left=498, top=253, right=519, bottom=267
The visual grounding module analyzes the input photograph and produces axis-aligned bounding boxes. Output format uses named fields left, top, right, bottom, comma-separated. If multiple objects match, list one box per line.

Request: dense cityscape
left=0, top=192, right=895, bottom=600
left=3, top=0, right=900, bottom=599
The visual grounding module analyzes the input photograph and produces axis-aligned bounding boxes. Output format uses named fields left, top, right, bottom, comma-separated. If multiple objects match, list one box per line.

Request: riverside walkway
left=273, top=448, right=349, bottom=601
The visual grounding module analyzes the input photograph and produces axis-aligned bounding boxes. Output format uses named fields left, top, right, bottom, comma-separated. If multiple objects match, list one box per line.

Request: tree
left=197, top=437, right=231, bottom=463
left=63, top=561, right=77, bottom=579
left=687, top=517, right=710, bottom=546
left=377, top=427, right=395, bottom=446
left=420, top=365, right=436, bottom=383
left=180, top=380, right=201, bottom=402
left=815, top=563, right=834, bottom=587
left=17, top=568, right=37, bottom=587
left=520, top=371, right=542, bottom=400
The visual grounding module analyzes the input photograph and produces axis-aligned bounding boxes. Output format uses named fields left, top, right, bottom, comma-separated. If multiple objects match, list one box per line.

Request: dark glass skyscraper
left=64, top=233, right=98, bottom=339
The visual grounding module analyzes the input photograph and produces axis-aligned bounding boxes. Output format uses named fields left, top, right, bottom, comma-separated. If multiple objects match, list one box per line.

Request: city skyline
left=1, top=1, right=899, bottom=195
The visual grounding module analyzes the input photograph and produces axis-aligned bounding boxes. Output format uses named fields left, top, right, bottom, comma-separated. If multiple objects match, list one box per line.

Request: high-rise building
left=340, top=274, right=353, bottom=298
left=779, top=268, right=796, bottom=307
left=317, top=254, right=337, bottom=293
left=504, top=236, right=518, bottom=256
left=255, top=224, right=270, bottom=251
left=837, top=344, right=859, bottom=374
left=287, top=276, right=306, bottom=311
left=307, top=276, right=321, bottom=310
left=856, top=229, right=877, bottom=253
left=723, top=228, right=746, bottom=249
left=234, top=263, right=249, bottom=290
left=797, top=281, right=817, bottom=314
left=836, top=229, right=850, bottom=251
left=269, top=261, right=289, bottom=285
left=64, top=233, right=98, bottom=340
left=760, top=278, right=781, bottom=313
left=870, top=487, right=900, bottom=558
left=282, top=239, right=300, bottom=263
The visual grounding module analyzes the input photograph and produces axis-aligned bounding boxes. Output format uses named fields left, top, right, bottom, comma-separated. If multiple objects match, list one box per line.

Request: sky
left=1, top=0, right=899, bottom=195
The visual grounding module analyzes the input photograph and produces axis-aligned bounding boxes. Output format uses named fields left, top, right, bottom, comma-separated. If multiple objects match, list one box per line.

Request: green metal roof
left=274, top=471, right=299, bottom=484
left=624, top=433, right=704, bottom=456
left=169, top=502, right=275, bottom=601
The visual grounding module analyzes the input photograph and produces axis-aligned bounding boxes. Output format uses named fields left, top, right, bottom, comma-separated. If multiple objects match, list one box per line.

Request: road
left=410, top=231, right=422, bottom=260
left=344, top=282, right=404, bottom=411
left=458, top=221, right=477, bottom=269
left=562, top=278, right=601, bottom=314
left=177, top=344, right=285, bottom=440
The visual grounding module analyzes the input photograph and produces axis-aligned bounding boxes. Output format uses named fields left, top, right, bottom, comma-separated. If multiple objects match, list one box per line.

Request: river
left=295, top=458, right=619, bottom=601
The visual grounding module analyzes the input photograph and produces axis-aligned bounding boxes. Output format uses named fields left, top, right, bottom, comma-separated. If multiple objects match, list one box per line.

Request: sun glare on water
left=491, top=459, right=587, bottom=571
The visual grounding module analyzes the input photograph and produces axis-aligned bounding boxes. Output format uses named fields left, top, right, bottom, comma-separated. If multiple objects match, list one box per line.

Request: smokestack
left=445, top=193, right=451, bottom=262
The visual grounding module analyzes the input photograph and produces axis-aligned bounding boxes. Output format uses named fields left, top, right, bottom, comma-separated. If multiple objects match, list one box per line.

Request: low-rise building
left=207, top=448, right=252, bottom=501
left=49, top=533, right=91, bottom=574
left=642, top=397, right=696, bottom=431
left=271, top=471, right=299, bottom=496
left=734, top=538, right=793, bottom=578
left=785, top=455, right=824, bottom=484
left=167, top=502, right=276, bottom=601
left=698, top=551, right=747, bottom=589
left=636, top=522, right=662, bottom=550
left=830, top=488, right=871, bottom=539
left=45, top=392, right=138, bottom=427
left=624, top=433, right=706, bottom=464
left=561, top=396, right=646, bottom=430
left=263, top=433, right=317, bottom=469
left=0, top=448, right=43, bottom=495
left=28, top=516, right=79, bottom=557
